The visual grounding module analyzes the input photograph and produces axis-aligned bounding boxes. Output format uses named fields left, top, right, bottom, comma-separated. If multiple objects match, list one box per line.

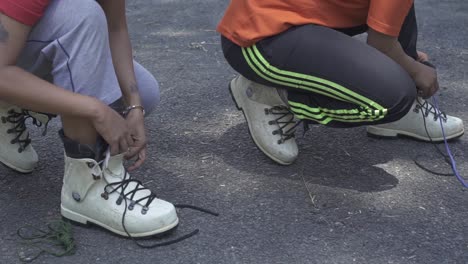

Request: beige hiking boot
left=0, top=102, right=38, bottom=173
left=0, top=101, right=54, bottom=173
left=367, top=97, right=464, bottom=142
left=229, top=75, right=299, bottom=165
left=60, top=149, right=179, bottom=237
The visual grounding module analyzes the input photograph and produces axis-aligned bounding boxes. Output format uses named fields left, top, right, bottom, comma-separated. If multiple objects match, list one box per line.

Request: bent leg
left=18, top=0, right=122, bottom=106
left=222, top=24, right=417, bottom=128
left=133, top=61, right=160, bottom=116
left=15, top=0, right=180, bottom=236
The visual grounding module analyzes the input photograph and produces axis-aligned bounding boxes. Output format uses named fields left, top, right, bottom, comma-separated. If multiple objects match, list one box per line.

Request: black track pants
left=222, top=6, right=419, bottom=128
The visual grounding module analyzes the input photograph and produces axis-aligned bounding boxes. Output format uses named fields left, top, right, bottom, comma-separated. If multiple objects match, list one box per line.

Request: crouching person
left=0, top=0, right=178, bottom=237
left=217, top=0, right=464, bottom=165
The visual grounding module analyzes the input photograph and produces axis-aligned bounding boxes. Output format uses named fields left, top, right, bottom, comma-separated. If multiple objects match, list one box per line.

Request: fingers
left=425, top=79, right=439, bottom=99
left=124, top=133, right=136, bottom=158
left=118, top=137, right=129, bottom=156
left=126, top=146, right=138, bottom=159
left=415, top=62, right=439, bottom=99
left=110, top=142, right=120, bottom=156
left=97, top=106, right=132, bottom=156
left=417, top=51, right=429, bottom=62
left=112, top=129, right=131, bottom=156
left=127, top=148, right=147, bottom=171
left=125, top=136, right=146, bottom=160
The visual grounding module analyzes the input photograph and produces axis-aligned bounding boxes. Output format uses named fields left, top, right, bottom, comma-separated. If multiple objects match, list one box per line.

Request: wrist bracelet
left=123, top=105, right=145, bottom=116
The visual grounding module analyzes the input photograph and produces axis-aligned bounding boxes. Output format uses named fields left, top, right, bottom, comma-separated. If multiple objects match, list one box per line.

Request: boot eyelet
left=72, top=192, right=81, bottom=202
left=128, top=201, right=136, bottom=211
left=141, top=206, right=149, bottom=215
left=116, top=195, right=124, bottom=205
left=86, top=162, right=95, bottom=168
left=92, top=174, right=101, bottom=180
left=101, top=192, right=109, bottom=200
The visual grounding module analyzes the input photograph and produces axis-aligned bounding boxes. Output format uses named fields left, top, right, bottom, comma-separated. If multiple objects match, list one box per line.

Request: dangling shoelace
left=265, top=106, right=302, bottom=144
left=99, top=150, right=219, bottom=248
left=411, top=60, right=467, bottom=186
left=414, top=96, right=468, bottom=187
left=1, top=109, right=53, bottom=153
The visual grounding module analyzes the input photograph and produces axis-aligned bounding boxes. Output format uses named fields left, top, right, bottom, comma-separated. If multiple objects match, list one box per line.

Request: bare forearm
left=367, top=29, right=419, bottom=78
left=108, top=29, right=141, bottom=106
left=367, top=28, right=439, bottom=97
left=98, top=0, right=141, bottom=106
left=0, top=66, right=101, bottom=118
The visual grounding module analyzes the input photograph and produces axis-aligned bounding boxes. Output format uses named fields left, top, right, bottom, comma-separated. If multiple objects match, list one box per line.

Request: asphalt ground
left=0, top=0, right=467, bottom=263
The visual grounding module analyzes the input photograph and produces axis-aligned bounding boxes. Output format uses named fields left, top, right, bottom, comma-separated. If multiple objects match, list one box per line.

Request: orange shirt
left=217, top=0, right=414, bottom=47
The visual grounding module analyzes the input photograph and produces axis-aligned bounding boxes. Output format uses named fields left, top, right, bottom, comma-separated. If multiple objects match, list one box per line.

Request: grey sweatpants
left=17, top=0, right=160, bottom=115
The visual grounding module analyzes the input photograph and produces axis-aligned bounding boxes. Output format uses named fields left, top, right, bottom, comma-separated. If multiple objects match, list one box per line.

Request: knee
left=52, top=0, right=108, bottom=37
left=384, top=73, right=417, bottom=121
left=77, top=0, right=108, bottom=36
left=137, top=70, right=160, bottom=116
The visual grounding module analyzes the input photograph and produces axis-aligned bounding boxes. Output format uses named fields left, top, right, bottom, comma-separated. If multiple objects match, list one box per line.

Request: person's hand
left=412, top=62, right=439, bottom=99
left=91, top=102, right=133, bottom=156
left=417, top=51, right=429, bottom=62
left=125, top=108, right=147, bottom=171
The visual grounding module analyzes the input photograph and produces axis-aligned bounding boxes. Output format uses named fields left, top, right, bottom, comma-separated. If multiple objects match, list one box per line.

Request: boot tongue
left=103, top=153, right=153, bottom=204
left=26, top=111, right=56, bottom=136
left=247, top=82, right=287, bottom=106
left=27, top=111, right=54, bottom=126
left=104, top=153, right=126, bottom=179
left=0, top=105, right=29, bottom=142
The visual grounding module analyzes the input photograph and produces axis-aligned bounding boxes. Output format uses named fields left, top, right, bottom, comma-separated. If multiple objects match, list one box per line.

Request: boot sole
left=0, top=158, right=34, bottom=174
left=367, top=126, right=465, bottom=143
left=61, top=205, right=179, bottom=238
left=229, top=81, right=294, bottom=166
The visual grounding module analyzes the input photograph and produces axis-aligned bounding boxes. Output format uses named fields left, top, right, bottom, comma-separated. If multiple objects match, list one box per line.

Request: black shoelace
left=1, top=109, right=52, bottom=153
left=101, top=170, right=218, bottom=248
left=413, top=99, right=454, bottom=176
left=413, top=97, right=447, bottom=122
left=265, top=106, right=302, bottom=144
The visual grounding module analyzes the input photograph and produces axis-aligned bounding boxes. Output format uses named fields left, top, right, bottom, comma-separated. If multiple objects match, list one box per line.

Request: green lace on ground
left=17, top=220, right=76, bottom=262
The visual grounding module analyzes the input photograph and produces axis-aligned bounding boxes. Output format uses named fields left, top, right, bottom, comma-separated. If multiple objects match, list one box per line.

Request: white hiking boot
left=367, top=97, right=464, bottom=142
left=0, top=102, right=38, bottom=173
left=229, top=75, right=299, bottom=165
left=61, top=152, right=179, bottom=237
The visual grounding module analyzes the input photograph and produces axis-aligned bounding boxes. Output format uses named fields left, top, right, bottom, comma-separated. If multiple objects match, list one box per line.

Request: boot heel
left=61, top=205, right=90, bottom=226
left=62, top=217, right=91, bottom=227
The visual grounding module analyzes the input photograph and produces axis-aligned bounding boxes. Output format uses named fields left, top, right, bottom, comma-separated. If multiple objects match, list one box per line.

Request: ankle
left=59, top=129, right=106, bottom=160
